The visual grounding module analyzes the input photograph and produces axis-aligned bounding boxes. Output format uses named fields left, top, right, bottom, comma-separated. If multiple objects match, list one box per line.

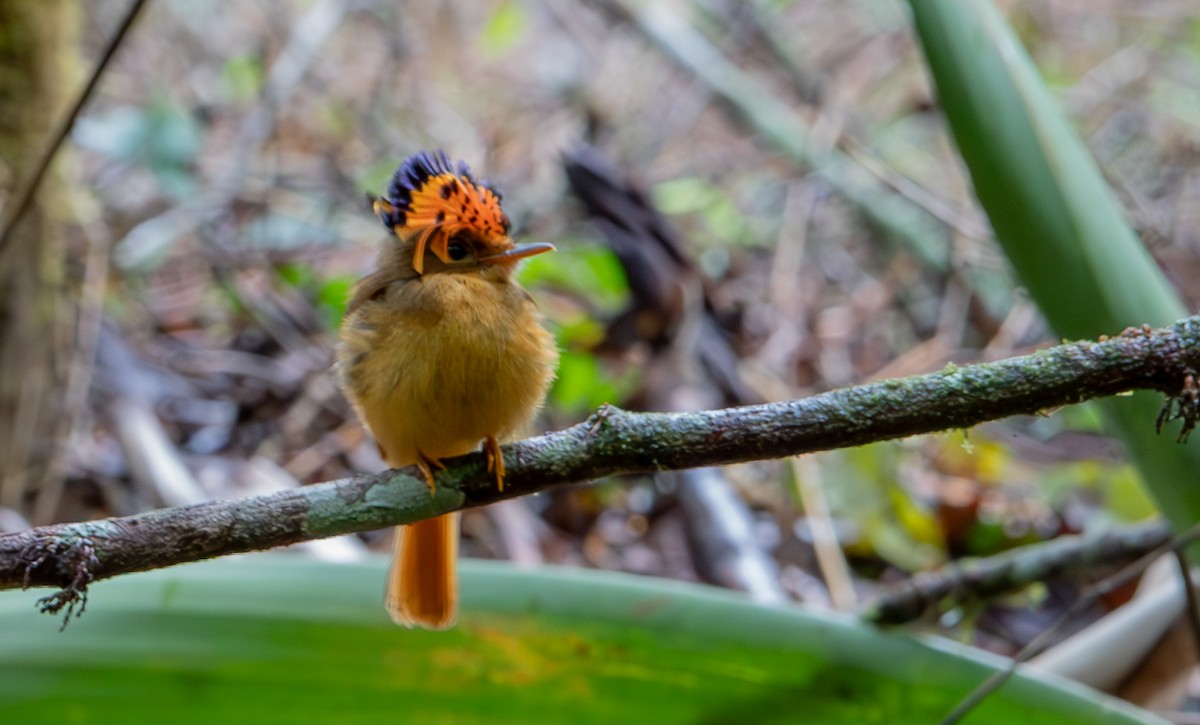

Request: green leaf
left=316, top=275, right=354, bottom=329
left=823, top=445, right=946, bottom=570
left=276, top=261, right=314, bottom=289
left=275, top=263, right=354, bottom=331
left=652, top=177, right=750, bottom=249
left=906, top=0, right=1200, bottom=536
left=221, top=53, right=265, bottom=103
left=517, top=242, right=630, bottom=313
left=481, top=1, right=529, bottom=56
left=0, top=556, right=1166, bottom=724
left=551, top=350, right=618, bottom=414
left=1103, top=466, right=1161, bottom=523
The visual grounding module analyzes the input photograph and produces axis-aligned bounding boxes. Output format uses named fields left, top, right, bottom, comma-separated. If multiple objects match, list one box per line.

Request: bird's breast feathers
left=339, top=273, right=557, bottom=465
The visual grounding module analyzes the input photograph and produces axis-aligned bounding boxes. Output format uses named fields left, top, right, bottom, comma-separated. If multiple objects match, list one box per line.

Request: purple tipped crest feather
left=385, top=150, right=501, bottom=204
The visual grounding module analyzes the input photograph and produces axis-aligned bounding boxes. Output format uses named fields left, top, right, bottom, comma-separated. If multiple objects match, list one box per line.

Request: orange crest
left=373, top=150, right=511, bottom=274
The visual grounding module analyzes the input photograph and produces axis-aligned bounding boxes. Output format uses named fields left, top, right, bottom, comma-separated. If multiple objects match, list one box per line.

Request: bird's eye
left=446, top=240, right=469, bottom=261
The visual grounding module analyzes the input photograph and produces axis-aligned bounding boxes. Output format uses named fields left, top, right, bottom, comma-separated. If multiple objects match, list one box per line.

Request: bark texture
left=0, top=0, right=79, bottom=514
left=1, top=315, right=1197, bottom=618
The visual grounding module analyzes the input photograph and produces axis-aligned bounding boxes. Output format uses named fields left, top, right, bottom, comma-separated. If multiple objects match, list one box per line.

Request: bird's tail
left=384, top=514, right=460, bottom=629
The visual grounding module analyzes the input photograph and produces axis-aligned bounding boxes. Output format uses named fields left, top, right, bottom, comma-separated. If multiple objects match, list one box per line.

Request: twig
left=1027, top=554, right=1183, bottom=690
left=861, top=520, right=1172, bottom=624
left=938, top=521, right=1200, bottom=725
left=791, top=455, right=857, bottom=610
left=837, top=137, right=991, bottom=243
left=2, top=315, right=1199, bottom=610
left=0, top=0, right=149, bottom=264
left=1175, top=549, right=1200, bottom=663
left=112, top=0, right=348, bottom=268
left=601, top=0, right=951, bottom=267
left=743, top=0, right=826, bottom=105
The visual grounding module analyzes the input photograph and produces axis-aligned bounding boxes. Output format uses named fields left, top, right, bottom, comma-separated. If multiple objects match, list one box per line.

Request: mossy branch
left=3, top=316, right=1199, bottom=618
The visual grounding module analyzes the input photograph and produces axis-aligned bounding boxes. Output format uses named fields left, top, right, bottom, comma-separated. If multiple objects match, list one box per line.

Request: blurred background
left=3, top=0, right=1200, bottom=705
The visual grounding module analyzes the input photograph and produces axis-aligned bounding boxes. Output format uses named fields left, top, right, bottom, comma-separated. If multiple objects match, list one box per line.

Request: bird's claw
left=415, top=451, right=446, bottom=498
left=484, top=436, right=506, bottom=491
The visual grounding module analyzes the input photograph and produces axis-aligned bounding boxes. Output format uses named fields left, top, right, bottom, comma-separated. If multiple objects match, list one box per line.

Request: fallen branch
left=860, top=519, right=1173, bottom=624
left=2, top=316, right=1198, bottom=618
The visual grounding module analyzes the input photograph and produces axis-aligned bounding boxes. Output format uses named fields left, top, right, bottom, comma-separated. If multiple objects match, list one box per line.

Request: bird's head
left=373, top=150, right=553, bottom=280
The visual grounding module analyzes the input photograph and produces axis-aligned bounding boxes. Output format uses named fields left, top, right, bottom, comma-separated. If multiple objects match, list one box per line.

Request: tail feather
left=384, top=514, right=459, bottom=629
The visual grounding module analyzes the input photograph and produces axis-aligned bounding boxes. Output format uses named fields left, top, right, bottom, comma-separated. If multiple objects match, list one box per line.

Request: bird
left=336, top=150, right=558, bottom=629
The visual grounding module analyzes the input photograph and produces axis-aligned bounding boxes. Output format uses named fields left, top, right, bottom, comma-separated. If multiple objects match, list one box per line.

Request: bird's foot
left=484, top=436, right=506, bottom=491
left=415, top=451, right=446, bottom=497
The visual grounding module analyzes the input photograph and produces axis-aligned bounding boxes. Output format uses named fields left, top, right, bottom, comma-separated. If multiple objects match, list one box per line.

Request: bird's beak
left=478, top=242, right=556, bottom=265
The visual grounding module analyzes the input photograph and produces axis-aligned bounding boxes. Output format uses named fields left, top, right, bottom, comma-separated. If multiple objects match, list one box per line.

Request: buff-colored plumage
left=337, top=151, right=557, bottom=629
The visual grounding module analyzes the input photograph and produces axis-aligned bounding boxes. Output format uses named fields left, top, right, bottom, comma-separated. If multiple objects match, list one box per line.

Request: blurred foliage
left=357, top=156, right=403, bottom=198
left=219, top=53, right=265, bottom=103
left=73, top=91, right=201, bottom=199
left=30, top=2, right=1200, bottom=696
left=823, top=444, right=945, bottom=571
left=245, top=212, right=338, bottom=250
left=653, top=177, right=753, bottom=249
left=517, top=241, right=630, bottom=314
left=480, top=1, right=530, bottom=57
left=276, top=262, right=354, bottom=331
left=908, top=0, right=1200, bottom=540
left=522, top=242, right=638, bottom=413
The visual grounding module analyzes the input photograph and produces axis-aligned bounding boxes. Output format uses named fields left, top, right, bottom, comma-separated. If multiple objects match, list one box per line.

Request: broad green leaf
left=0, top=556, right=1166, bottom=724
left=906, top=0, right=1200, bottom=534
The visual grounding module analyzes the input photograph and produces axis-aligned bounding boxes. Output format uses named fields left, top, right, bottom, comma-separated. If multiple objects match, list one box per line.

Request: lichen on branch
left=2, top=315, right=1198, bottom=613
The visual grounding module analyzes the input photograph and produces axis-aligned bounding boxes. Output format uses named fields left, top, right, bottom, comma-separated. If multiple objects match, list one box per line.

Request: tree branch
left=3, top=316, right=1199, bottom=614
